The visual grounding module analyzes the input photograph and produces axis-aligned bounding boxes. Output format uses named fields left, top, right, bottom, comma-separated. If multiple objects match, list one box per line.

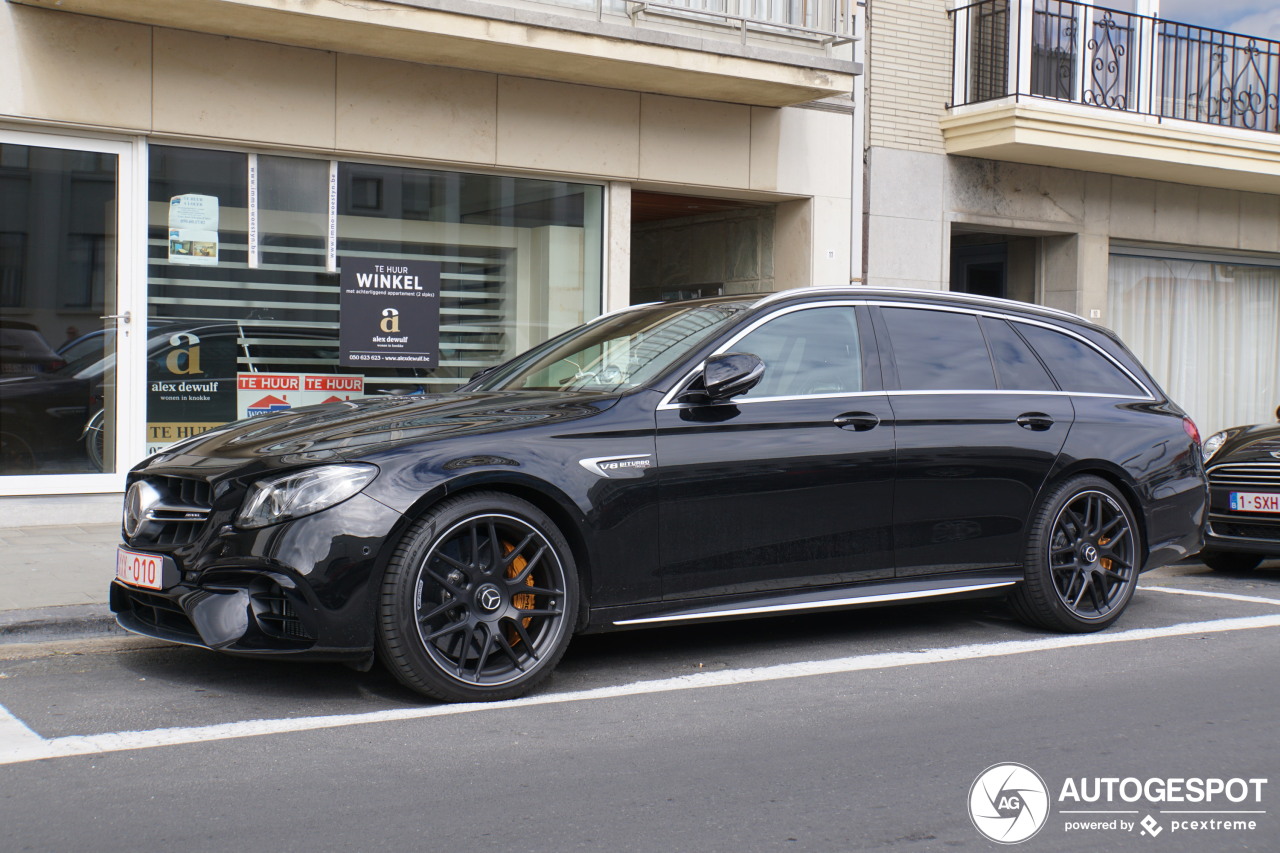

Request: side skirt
left=587, top=569, right=1023, bottom=632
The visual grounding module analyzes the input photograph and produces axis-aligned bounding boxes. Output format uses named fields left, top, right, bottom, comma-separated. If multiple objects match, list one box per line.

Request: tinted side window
left=1014, top=322, right=1145, bottom=396
left=881, top=307, right=996, bottom=391
left=732, top=306, right=861, bottom=398
left=981, top=317, right=1057, bottom=391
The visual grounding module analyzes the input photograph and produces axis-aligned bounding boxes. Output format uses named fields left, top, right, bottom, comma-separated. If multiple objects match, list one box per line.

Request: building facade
left=0, top=0, right=860, bottom=520
left=863, top=0, right=1280, bottom=437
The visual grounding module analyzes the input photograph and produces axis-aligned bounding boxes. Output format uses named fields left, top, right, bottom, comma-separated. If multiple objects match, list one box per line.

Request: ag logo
left=968, top=763, right=1050, bottom=844
left=165, top=332, right=202, bottom=375
left=380, top=308, right=400, bottom=334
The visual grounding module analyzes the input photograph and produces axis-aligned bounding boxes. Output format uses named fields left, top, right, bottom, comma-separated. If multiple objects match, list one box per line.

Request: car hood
left=1212, top=421, right=1280, bottom=464
left=150, top=390, right=624, bottom=463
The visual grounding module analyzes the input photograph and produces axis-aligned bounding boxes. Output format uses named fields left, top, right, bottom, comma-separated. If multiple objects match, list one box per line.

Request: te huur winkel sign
left=339, top=257, right=442, bottom=368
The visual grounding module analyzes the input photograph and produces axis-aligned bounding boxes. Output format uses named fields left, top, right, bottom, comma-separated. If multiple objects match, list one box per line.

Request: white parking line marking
left=3, top=612, right=1279, bottom=766
left=1140, top=586, right=1280, bottom=606
left=0, top=705, right=45, bottom=762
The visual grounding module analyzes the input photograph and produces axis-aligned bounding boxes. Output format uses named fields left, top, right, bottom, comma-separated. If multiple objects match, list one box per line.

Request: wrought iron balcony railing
left=951, top=0, right=1280, bottom=134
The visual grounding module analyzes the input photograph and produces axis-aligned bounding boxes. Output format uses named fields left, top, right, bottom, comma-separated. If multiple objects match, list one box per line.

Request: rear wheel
left=1009, top=476, right=1140, bottom=633
left=377, top=492, right=578, bottom=702
left=1199, top=550, right=1262, bottom=573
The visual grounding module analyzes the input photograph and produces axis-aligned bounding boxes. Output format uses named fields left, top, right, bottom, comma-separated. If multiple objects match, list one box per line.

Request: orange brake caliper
left=504, top=543, right=535, bottom=645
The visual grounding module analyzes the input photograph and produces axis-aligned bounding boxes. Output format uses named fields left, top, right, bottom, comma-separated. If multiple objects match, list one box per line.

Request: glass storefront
left=0, top=142, right=120, bottom=477
left=144, top=145, right=603, bottom=455
left=0, top=137, right=603, bottom=489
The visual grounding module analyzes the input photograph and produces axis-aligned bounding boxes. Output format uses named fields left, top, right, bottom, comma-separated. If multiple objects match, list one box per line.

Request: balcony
left=942, top=0, right=1280, bottom=194
left=10, top=0, right=857, bottom=107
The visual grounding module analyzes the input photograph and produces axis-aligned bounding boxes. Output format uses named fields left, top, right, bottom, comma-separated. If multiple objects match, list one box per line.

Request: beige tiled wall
left=0, top=3, right=152, bottom=129
left=496, top=78, right=641, bottom=178
left=0, top=5, right=848, bottom=209
left=153, top=30, right=337, bottom=147
left=336, top=55, right=498, bottom=165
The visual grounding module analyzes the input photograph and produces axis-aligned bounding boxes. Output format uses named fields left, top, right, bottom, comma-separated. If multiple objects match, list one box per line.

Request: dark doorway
left=630, top=192, right=774, bottom=305
left=950, top=242, right=1008, bottom=299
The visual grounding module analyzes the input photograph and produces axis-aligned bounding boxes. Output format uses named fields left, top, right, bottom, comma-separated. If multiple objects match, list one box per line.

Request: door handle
left=1016, top=412, right=1054, bottom=431
left=833, top=412, right=880, bottom=431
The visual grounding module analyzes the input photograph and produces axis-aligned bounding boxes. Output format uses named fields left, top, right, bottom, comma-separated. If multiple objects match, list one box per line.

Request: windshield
left=469, top=300, right=755, bottom=393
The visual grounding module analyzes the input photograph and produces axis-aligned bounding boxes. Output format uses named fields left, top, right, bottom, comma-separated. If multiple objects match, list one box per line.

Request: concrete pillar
left=1039, top=232, right=1108, bottom=317
left=773, top=198, right=812, bottom=290
left=605, top=181, right=631, bottom=312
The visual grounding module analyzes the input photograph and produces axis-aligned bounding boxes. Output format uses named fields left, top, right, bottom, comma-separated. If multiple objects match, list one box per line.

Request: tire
left=84, top=409, right=105, bottom=472
left=377, top=491, right=578, bottom=702
left=1009, top=475, right=1141, bottom=633
left=1199, top=550, right=1263, bottom=573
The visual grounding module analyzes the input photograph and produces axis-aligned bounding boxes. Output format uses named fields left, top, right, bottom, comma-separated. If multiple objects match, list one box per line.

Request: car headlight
left=1201, top=430, right=1235, bottom=463
left=236, top=463, right=378, bottom=529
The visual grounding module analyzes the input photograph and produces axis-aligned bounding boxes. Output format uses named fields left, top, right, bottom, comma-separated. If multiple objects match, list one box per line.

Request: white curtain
left=1107, top=254, right=1280, bottom=436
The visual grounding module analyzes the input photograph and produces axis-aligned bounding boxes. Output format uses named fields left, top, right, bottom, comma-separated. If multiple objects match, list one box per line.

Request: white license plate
left=116, top=547, right=165, bottom=591
left=1229, top=492, right=1280, bottom=514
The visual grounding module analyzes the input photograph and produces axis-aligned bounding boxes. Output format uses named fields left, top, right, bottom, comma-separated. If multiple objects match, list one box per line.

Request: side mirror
left=698, top=352, right=765, bottom=404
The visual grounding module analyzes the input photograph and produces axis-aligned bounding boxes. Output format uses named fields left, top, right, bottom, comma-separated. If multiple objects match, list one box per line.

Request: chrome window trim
left=755, top=285, right=1085, bottom=323
left=656, top=298, right=1155, bottom=410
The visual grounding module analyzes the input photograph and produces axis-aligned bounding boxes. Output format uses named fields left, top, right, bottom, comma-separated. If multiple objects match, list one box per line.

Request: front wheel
left=377, top=492, right=578, bottom=702
left=1009, top=476, right=1141, bottom=633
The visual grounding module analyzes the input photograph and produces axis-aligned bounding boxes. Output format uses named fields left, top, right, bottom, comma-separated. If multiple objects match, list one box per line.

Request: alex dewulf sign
left=339, top=258, right=441, bottom=367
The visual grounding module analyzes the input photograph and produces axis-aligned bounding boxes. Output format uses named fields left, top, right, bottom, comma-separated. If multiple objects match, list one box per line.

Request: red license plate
left=116, top=547, right=165, bottom=590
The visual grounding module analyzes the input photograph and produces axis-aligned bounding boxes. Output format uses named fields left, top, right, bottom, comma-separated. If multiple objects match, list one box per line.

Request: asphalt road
left=2, top=561, right=1278, bottom=853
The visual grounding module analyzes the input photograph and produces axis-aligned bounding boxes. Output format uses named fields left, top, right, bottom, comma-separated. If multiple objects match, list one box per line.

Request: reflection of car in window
left=2, top=320, right=436, bottom=475
left=1, top=320, right=65, bottom=374
left=111, top=288, right=1209, bottom=704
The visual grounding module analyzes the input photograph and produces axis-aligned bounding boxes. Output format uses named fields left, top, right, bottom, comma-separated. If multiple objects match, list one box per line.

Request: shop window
left=144, top=145, right=603, bottom=454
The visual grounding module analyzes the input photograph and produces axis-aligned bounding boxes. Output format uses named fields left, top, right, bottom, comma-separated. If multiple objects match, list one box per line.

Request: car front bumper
left=109, top=492, right=405, bottom=661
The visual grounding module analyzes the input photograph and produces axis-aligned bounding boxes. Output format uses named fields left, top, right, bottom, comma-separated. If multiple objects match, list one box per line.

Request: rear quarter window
left=981, top=317, right=1057, bottom=391
left=1014, top=322, right=1146, bottom=397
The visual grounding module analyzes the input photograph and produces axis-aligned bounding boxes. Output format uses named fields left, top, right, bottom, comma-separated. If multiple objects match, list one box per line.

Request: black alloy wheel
left=1010, top=476, right=1140, bottom=633
left=1199, top=550, right=1263, bottom=573
left=378, top=492, right=578, bottom=702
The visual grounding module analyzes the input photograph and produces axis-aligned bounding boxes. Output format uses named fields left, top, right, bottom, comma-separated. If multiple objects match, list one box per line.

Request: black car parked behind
left=1199, top=406, right=1280, bottom=572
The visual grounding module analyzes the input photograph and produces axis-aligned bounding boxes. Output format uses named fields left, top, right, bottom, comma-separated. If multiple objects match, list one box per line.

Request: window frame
left=659, top=301, right=883, bottom=409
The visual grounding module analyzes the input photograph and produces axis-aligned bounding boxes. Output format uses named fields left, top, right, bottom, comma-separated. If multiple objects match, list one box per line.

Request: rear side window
left=981, top=317, right=1057, bottom=391
left=1014, top=322, right=1146, bottom=396
left=881, top=307, right=996, bottom=391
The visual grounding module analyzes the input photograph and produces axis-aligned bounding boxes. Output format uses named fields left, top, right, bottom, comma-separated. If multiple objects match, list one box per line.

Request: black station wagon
left=111, top=287, right=1208, bottom=702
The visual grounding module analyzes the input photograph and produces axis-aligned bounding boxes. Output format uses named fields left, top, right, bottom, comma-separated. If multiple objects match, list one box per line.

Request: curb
left=0, top=604, right=123, bottom=644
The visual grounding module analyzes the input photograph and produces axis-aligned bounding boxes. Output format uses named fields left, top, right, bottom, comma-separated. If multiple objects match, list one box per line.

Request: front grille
left=253, top=585, right=315, bottom=641
left=1207, top=462, right=1280, bottom=489
left=127, top=475, right=213, bottom=548
left=117, top=587, right=200, bottom=641
left=1209, top=518, right=1280, bottom=541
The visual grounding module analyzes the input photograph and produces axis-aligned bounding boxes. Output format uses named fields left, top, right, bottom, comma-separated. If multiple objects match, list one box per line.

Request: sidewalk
left=0, top=522, right=122, bottom=642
